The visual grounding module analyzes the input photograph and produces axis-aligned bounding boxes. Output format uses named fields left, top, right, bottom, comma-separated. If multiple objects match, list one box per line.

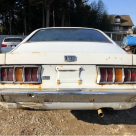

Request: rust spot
left=90, top=90, right=92, bottom=91
left=57, top=80, right=60, bottom=85
left=121, top=58, right=122, bottom=60
left=78, top=80, right=81, bottom=85
left=44, top=99, right=54, bottom=102
left=50, top=65, right=52, bottom=67
left=115, top=57, right=117, bottom=59
left=89, top=98, right=94, bottom=102
left=106, top=59, right=107, bottom=60
left=127, top=96, right=136, bottom=102
left=109, top=57, right=110, bottom=59
left=60, top=65, right=63, bottom=67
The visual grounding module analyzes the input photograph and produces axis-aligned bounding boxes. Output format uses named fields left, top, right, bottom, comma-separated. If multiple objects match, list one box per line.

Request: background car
left=1, top=37, right=23, bottom=53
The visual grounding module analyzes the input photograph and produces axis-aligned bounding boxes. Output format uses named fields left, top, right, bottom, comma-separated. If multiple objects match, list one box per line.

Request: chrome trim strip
left=113, top=67, right=115, bottom=83
left=57, top=88, right=81, bottom=91
left=2, top=90, right=136, bottom=95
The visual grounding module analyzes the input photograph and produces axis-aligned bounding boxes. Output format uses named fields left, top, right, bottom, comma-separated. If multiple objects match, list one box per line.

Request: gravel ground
left=0, top=105, right=136, bottom=135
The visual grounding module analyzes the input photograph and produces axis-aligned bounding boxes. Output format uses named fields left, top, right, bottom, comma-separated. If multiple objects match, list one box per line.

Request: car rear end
left=0, top=28, right=136, bottom=112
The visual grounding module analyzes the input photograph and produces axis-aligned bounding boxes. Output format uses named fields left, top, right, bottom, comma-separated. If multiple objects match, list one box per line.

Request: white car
left=1, top=37, right=23, bottom=53
left=0, top=27, right=135, bottom=117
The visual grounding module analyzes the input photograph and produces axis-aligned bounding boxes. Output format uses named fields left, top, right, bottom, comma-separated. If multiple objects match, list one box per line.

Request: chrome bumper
left=1, top=90, right=136, bottom=102
left=0, top=89, right=136, bottom=110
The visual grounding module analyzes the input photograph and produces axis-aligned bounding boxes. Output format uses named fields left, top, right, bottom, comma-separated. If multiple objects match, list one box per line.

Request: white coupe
left=0, top=27, right=135, bottom=117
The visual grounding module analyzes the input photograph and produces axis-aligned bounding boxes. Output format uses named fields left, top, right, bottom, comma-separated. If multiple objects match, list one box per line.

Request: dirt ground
left=0, top=105, right=136, bottom=135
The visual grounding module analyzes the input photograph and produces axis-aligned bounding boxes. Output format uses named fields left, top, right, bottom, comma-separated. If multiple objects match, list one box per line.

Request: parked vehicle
left=0, top=27, right=135, bottom=117
left=1, top=37, right=23, bottom=53
left=123, top=34, right=136, bottom=54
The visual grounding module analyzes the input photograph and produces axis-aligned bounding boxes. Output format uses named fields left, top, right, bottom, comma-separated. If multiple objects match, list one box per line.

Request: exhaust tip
left=98, top=109, right=104, bottom=118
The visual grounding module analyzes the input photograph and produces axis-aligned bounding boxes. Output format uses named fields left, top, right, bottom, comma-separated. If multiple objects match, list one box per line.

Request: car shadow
left=70, top=106, right=136, bottom=125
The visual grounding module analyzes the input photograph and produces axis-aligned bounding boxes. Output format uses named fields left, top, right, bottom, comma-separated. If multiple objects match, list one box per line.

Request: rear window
left=28, top=28, right=111, bottom=43
left=4, top=38, right=22, bottom=42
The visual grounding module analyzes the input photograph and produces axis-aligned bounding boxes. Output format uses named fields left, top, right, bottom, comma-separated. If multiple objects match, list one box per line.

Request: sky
left=88, top=0, right=136, bottom=26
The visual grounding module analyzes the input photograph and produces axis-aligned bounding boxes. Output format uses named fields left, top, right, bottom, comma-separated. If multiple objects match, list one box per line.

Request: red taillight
left=107, top=68, right=113, bottom=82
left=25, top=68, right=31, bottom=81
left=25, top=68, right=38, bottom=82
left=124, top=69, right=131, bottom=82
left=1, top=68, right=7, bottom=81
left=8, top=68, right=14, bottom=81
left=100, top=68, right=113, bottom=82
left=124, top=68, right=136, bottom=82
left=100, top=68, right=106, bottom=82
left=1, top=68, right=13, bottom=81
left=131, top=69, right=136, bottom=81
left=31, top=68, right=38, bottom=81
left=1, top=44, right=7, bottom=47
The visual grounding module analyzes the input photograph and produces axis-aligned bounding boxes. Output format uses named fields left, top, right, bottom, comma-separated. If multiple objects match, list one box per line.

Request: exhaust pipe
left=98, top=109, right=104, bottom=118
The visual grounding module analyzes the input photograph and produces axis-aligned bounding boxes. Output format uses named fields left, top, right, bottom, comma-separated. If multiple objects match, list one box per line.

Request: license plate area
left=56, top=66, right=82, bottom=85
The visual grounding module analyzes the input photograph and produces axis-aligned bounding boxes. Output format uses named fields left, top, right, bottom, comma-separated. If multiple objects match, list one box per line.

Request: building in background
left=110, top=15, right=134, bottom=34
left=105, top=15, right=134, bottom=47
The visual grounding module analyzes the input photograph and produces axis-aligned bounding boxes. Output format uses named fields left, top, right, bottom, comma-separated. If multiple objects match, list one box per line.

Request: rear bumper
left=1, top=102, right=136, bottom=110
left=1, top=89, right=136, bottom=110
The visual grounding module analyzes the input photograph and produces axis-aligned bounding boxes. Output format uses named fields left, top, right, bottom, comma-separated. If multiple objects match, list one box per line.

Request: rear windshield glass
left=28, top=28, right=111, bottom=43
left=4, top=38, right=22, bottom=42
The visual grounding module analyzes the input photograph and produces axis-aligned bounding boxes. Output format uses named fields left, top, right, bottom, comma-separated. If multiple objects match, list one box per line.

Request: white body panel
left=13, top=42, right=126, bottom=54
left=6, top=52, right=132, bottom=65
left=0, top=54, right=5, bottom=64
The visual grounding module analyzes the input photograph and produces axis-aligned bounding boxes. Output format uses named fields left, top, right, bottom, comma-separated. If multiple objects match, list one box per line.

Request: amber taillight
left=15, top=68, right=23, bottom=81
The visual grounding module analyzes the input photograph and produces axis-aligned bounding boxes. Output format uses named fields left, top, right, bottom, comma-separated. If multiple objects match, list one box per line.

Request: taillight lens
left=25, top=68, right=38, bottom=82
left=15, top=68, right=23, bottom=81
left=1, top=68, right=14, bottom=81
left=124, top=68, right=136, bottom=82
left=100, top=68, right=107, bottom=82
left=98, top=67, right=136, bottom=84
left=25, top=68, right=31, bottom=81
left=0, top=66, right=40, bottom=83
left=8, top=68, right=14, bottom=81
left=124, top=69, right=131, bottom=82
left=100, top=68, right=113, bottom=82
left=31, top=68, right=38, bottom=81
left=1, top=44, right=7, bottom=47
left=131, top=69, right=136, bottom=81
left=107, top=68, right=113, bottom=82
left=115, top=68, right=122, bottom=82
